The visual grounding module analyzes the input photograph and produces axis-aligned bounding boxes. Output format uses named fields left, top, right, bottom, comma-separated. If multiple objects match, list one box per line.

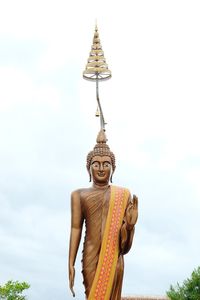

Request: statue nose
left=99, top=163, right=103, bottom=171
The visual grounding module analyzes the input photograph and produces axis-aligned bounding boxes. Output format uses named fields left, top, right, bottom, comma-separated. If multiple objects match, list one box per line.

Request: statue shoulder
left=71, top=189, right=81, bottom=203
left=112, top=185, right=137, bottom=204
left=112, top=185, right=131, bottom=196
left=71, top=188, right=91, bottom=200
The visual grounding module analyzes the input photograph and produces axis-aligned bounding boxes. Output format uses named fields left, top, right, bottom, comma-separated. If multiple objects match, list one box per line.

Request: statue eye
left=92, top=162, right=100, bottom=168
left=103, top=162, right=111, bottom=168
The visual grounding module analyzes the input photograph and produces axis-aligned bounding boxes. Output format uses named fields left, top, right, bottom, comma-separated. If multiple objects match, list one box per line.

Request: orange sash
left=88, top=185, right=129, bottom=300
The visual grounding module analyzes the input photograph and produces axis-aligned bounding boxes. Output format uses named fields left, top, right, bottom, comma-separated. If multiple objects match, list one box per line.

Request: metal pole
left=96, top=76, right=106, bottom=130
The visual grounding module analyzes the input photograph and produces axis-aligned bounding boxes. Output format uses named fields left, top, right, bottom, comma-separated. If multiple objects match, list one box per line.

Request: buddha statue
left=68, top=129, right=138, bottom=300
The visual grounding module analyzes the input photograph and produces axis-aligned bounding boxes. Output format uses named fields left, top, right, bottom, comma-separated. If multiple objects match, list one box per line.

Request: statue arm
left=68, top=190, right=84, bottom=297
left=120, top=194, right=138, bottom=255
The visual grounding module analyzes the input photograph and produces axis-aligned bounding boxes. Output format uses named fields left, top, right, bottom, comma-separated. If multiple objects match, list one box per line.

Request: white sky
left=0, top=0, right=200, bottom=299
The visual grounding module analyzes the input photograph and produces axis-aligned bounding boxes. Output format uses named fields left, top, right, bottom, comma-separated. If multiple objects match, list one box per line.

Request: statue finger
left=70, top=286, right=75, bottom=297
left=132, top=195, right=138, bottom=209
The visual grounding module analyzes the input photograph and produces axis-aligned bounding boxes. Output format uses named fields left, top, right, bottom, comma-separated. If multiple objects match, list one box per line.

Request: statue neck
left=92, top=182, right=110, bottom=189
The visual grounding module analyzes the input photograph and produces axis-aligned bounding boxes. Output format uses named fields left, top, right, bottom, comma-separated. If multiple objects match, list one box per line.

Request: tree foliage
left=0, top=280, right=30, bottom=300
left=167, top=266, right=200, bottom=300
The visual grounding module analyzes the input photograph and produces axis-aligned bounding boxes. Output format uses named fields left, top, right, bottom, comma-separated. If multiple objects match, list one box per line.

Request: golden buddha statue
left=68, top=130, right=138, bottom=299
left=68, top=24, right=138, bottom=299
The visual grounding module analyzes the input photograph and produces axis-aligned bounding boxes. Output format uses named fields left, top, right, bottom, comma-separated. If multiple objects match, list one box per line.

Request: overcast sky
left=0, top=0, right=200, bottom=299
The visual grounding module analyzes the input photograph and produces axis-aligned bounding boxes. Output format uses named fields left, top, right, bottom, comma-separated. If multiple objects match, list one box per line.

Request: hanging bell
left=95, top=107, right=100, bottom=117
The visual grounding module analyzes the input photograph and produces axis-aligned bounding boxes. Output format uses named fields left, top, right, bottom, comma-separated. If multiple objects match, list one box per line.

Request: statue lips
left=98, top=171, right=106, bottom=177
left=95, top=170, right=109, bottom=183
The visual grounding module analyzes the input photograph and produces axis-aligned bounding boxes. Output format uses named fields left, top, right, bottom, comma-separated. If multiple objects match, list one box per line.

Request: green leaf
left=0, top=280, right=30, bottom=300
left=166, top=267, right=200, bottom=300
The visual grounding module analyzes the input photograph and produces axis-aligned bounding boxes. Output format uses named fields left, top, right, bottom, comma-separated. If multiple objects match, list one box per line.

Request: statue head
left=86, top=130, right=116, bottom=184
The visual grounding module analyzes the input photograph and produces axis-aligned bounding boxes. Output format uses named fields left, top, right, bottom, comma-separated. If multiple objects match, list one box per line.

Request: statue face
left=90, top=155, right=112, bottom=185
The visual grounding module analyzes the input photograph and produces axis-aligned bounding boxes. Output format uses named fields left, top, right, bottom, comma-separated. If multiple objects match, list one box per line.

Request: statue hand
left=69, top=265, right=75, bottom=297
left=126, top=195, right=138, bottom=229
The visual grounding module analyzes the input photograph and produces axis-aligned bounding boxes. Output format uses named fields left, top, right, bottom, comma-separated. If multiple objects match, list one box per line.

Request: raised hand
left=126, top=195, right=138, bottom=229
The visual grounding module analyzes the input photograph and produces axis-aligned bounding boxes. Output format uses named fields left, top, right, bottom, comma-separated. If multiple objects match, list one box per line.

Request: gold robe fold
left=87, top=185, right=129, bottom=300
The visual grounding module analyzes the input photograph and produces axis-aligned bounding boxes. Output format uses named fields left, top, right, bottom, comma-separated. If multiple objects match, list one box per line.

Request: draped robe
left=80, top=186, right=134, bottom=300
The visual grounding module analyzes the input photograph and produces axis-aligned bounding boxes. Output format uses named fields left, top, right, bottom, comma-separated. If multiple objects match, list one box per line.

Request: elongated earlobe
left=89, top=172, right=92, bottom=182
left=110, top=172, right=114, bottom=183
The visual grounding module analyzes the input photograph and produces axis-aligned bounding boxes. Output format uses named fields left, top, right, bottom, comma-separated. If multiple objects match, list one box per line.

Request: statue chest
left=81, top=189, right=111, bottom=238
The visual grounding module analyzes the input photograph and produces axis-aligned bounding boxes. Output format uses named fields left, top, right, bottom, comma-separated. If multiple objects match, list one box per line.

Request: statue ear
left=88, top=169, right=92, bottom=182
left=110, top=171, right=114, bottom=183
left=110, top=166, right=116, bottom=183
